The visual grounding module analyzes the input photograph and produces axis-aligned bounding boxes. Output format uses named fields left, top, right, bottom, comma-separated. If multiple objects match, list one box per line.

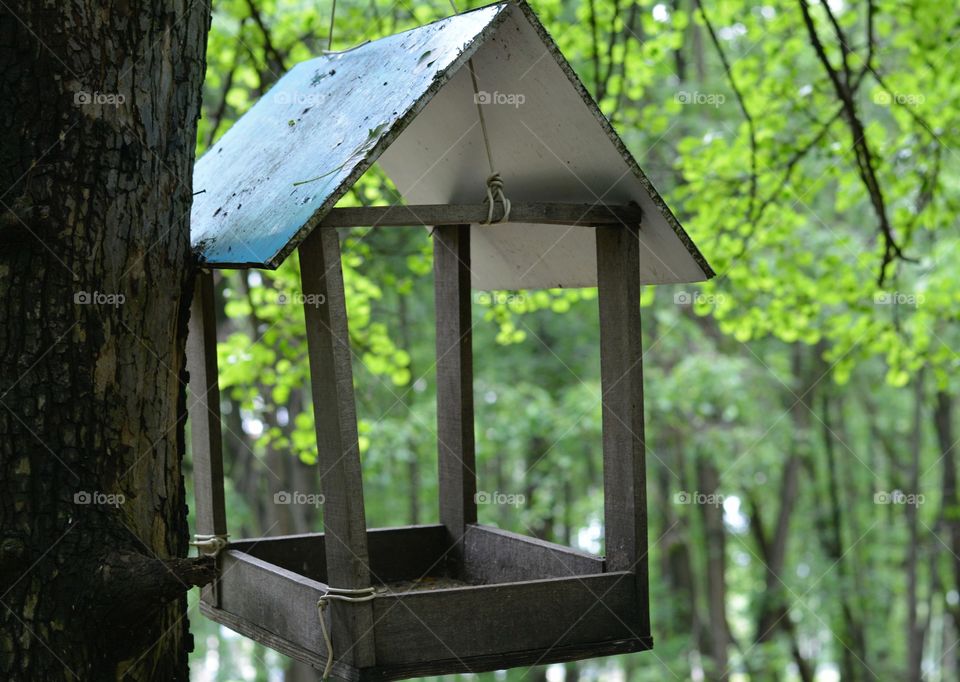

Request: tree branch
left=695, top=0, right=758, bottom=223
left=205, top=19, right=246, bottom=149
left=797, top=0, right=913, bottom=285
left=245, top=0, right=288, bottom=79
left=93, top=550, right=215, bottom=634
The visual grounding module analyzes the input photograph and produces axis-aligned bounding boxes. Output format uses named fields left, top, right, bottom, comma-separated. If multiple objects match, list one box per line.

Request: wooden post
left=187, top=270, right=228, bottom=606
left=433, top=225, right=477, bottom=567
left=596, top=225, right=649, bottom=633
left=299, top=229, right=376, bottom=667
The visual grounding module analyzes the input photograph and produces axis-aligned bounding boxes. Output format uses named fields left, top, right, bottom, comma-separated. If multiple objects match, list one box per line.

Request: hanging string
left=328, top=0, right=337, bottom=51
left=448, top=0, right=512, bottom=224
left=316, top=586, right=378, bottom=679
left=323, top=2, right=371, bottom=55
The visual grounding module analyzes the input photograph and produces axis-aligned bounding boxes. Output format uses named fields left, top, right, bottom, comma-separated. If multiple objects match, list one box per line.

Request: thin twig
left=695, top=0, right=758, bottom=223
left=204, top=20, right=245, bottom=149
left=588, top=0, right=602, bottom=98
left=797, top=0, right=913, bottom=285
left=729, top=106, right=844, bottom=261
left=244, top=0, right=287, bottom=76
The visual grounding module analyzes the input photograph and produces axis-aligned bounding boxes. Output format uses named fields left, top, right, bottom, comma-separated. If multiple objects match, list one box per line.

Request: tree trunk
left=905, top=373, right=927, bottom=682
left=696, top=457, right=731, bottom=680
left=0, top=2, right=211, bottom=679
left=816, top=390, right=868, bottom=680
left=749, top=344, right=816, bottom=682
left=934, top=390, right=960, bottom=674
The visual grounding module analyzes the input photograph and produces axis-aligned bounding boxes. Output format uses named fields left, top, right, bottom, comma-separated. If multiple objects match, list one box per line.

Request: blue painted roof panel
left=191, top=3, right=509, bottom=268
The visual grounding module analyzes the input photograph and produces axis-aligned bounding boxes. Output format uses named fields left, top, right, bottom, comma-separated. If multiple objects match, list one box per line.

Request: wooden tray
left=200, top=524, right=651, bottom=680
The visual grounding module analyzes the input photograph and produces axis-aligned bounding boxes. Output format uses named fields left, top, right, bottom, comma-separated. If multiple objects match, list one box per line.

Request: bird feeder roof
left=190, top=0, right=714, bottom=288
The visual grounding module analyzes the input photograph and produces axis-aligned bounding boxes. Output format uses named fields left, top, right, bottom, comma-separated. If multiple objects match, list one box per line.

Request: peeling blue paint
left=191, top=3, right=509, bottom=268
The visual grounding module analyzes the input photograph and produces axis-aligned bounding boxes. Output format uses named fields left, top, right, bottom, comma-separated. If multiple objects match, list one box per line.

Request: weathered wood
left=362, top=637, right=651, bottom=680
left=227, top=532, right=329, bottom=582
left=372, top=572, right=641, bottom=666
left=433, top=225, right=477, bottom=565
left=210, top=550, right=364, bottom=681
left=595, top=225, right=649, bottom=634
left=317, top=203, right=644, bottom=228
left=201, top=602, right=361, bottom=682
left=191, top=4, right=514, bottom=270
left=229, top=525, right=449, bottom=584
left=187, top=270, right=228, bottom=606
left=205, top=527, right=650, bottom=680
left=366, top=525, right=447, bottom=582
left=300, top=228, right=376, bottom=667
left=216, top=551, right=327, bottom=647
left=463, top=524, right=603, bottom=583
left=205, top=558, right=650, bottom=681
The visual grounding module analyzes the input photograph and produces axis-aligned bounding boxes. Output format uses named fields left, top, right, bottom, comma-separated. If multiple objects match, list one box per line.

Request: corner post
left=433, top=225, right=477, bottom=567
left=596, top=225, right=649, bottom=634
left=186, top=270, right=228, bottom=606
left=300, top=228, right=376, bottom=668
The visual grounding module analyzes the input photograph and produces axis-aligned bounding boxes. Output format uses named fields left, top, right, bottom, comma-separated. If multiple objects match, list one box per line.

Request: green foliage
left=187, top=0, right=960, bottom=680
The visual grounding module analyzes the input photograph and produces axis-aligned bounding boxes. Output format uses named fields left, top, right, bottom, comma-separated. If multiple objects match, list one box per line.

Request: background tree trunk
left=906, top=373, right=928, bottom=682
left=696, top=457, right=732, bottom=680
left=0, top=2, right=211, bottom=679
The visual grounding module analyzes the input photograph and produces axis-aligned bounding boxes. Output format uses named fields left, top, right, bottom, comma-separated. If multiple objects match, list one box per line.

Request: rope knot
left=482, top=172, right=511, bottom=224
left=190, top=533, right=229, bottom=557
left=317, top=586, right=378, bottom=679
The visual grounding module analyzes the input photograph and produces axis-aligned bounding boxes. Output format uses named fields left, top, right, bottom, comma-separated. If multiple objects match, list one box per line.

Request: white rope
left=448, top=0, right=512, bottom=225
left=317, top=586, right=378, bottom=679
left=190, top=533, right=229, bottom=557
left=482, top=173, right=511, bottom=224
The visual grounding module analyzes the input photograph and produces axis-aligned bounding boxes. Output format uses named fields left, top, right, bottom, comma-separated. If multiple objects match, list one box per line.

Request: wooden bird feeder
left=186, top=1, right=713, bottom=679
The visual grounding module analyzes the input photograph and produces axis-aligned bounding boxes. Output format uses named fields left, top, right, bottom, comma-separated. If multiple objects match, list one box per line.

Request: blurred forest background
left=185, top=0, right=960, bottom=680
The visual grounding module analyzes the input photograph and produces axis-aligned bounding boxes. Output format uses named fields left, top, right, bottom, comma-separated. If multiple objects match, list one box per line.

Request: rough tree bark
left=0, top=2, right=211, bottom=680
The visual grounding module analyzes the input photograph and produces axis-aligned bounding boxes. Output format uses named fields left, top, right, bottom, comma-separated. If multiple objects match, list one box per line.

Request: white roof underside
left=190, top=1, right=712, bottom=289
left=379, top=3, right=711, bottom=288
